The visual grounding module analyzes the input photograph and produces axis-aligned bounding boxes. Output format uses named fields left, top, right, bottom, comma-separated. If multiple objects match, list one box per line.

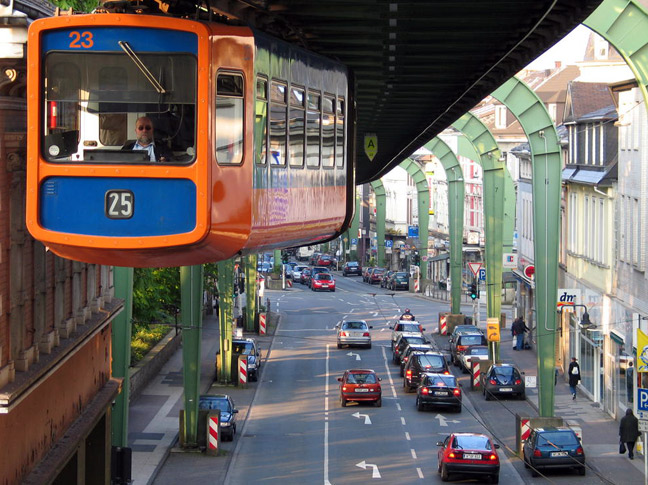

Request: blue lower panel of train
left=40, top=177, right=196, bottom=237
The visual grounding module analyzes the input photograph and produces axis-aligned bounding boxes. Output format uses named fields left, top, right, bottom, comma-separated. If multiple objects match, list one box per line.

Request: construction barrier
left=259, top=312, right=267, bottom=335
left=206, top=412, right=220, bottom=455
left=439, top=312, right=448, bottom=335
left=286, top=278, right=293, bottom=288
left=471, top=361, right=481, bottom=389
left=414, top=276, right=420, bottom=293
left=238, top=355, right=248, bottom=387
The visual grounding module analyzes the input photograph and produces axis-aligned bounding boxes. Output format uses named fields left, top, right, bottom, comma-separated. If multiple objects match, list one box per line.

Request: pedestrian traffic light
left=469, top=282, right=478, bottom=300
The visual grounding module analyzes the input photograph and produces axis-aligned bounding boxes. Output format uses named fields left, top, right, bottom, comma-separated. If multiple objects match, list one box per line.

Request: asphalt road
left=219, top=273, right=613, bottom=484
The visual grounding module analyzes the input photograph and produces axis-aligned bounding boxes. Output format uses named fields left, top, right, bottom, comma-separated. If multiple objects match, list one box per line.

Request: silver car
left=390, top=320, right=426, bottom=349
left=336, top=320, right=373, bottom=349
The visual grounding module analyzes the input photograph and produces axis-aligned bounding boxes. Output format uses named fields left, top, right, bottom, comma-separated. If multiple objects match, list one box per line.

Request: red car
left=316, top=254, right=333, bottom=266
left=369, top=268, right=385, bottom=284
left=437, top=432, right=500, bottom=483
left=299, top=268, right=311, bottom=285
left=338, top=369, right=382, bottom=407
left=311, top=273, right=335, bottom=292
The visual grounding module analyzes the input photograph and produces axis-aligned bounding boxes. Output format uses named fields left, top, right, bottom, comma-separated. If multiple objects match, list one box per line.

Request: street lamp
left=558, top=304, right=595, bottom=330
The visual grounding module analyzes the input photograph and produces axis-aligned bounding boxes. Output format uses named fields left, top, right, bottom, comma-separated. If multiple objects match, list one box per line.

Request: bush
left=131, top=324, right=170, bottom=365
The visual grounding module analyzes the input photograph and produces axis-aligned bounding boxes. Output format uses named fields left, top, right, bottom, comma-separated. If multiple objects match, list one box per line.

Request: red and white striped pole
left=520, top=419, right=531, bottom=443
left=207, top=413, right=219, bottom=455
left=471, top=361, right=481, bottom=389
left=238, top=355, right=248, bottom=387
left=259, top=312, right=267, bottom=335
left=439, top=314, right=447, bottom=336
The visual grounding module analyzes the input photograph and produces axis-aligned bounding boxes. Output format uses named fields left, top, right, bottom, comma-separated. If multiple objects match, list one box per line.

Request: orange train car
left=26, top=13, right=355, bottom=267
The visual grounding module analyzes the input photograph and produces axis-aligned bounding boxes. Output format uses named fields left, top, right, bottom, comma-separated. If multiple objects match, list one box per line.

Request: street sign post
left=478, top=268, right=486, bottom=281
left=468, top=262, right=482, bottom=277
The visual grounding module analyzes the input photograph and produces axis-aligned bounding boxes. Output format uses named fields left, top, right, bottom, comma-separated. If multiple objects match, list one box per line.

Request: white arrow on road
left=356, top=461, right=381, bottom=478
left=347, top=352, right=361, bottom=361
left=435, top=414, right=460, bottom=427
left=352, top=412, right=372, bottom=425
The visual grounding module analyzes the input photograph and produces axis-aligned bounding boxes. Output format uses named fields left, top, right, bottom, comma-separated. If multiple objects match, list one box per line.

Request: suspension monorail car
left=26, top=13, right=354, bottom=267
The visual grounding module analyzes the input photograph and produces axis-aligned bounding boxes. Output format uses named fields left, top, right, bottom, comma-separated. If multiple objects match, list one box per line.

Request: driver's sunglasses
left=137, top=125, right=152, bottom=131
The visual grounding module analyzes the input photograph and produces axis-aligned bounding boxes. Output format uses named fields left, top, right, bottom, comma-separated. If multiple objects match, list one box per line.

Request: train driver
left=122, top=116, right=173, bottom=162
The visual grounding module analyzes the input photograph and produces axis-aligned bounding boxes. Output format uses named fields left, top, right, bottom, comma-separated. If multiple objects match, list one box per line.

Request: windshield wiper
left=118, top=41, right=166, bottom=94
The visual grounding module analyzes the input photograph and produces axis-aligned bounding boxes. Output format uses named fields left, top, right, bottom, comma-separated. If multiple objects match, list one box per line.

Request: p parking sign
left=638, top=388, right=648, bottom=412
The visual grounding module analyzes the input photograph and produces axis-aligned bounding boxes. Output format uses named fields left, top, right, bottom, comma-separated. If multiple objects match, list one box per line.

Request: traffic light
left=469, top=282, right=478, bottom=300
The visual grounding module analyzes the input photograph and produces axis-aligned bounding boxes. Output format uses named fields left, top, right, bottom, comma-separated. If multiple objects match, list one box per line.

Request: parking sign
left=638, top=388, right=648, bottom=412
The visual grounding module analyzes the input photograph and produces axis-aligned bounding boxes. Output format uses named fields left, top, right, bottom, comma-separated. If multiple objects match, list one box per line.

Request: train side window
left=336, top=98, right=345, bottom=168
left=270, top=81, right=287, bottom=166
left=289, top=87, right=305, bottom=167
left=255, top=77, right=268, bottom=165
left=215, top=72, right=244, bottom=165
left=306, top=91, right=320, bottom=168
left=322, top=95, right=335, bottom=168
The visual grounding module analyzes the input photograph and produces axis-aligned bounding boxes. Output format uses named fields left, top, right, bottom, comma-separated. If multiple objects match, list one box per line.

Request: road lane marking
left=401, top=417, right=406, bottom=426
left=410, top=449, right=417, bottom=459
left=405, top=432, right=410, bottom=440
left=380, top=346, right=398, bottom=398
left=396, top=403, right=401, bottom=411
left=417, top=468, right=424, bottom=479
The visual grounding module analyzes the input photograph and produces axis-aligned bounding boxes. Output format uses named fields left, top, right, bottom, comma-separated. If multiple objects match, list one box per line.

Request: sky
left=525, top=25, right=592, bottom=70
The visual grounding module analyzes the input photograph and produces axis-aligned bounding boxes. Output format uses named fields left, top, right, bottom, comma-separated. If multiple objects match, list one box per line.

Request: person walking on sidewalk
left=627, top=361, right=634, bottom=403
left=512, top=316, right=528, bottom=351
left=568, top=357, right=581, bottom=399
left=620, top=408, right=641, bottom=459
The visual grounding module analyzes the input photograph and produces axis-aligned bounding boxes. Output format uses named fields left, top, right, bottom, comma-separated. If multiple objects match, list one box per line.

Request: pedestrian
left=620, top=408, right=641, bottom=460
left=627, top=361, right=634, bottom=403
left=512, top=316, right=528, bottom=351
left=568, top=357, right=581, bottom=400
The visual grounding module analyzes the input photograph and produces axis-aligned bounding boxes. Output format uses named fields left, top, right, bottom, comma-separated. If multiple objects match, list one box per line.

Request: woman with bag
left=619, top=408, right=641, bottom=459
left=568, top=357, right=581, bottom=400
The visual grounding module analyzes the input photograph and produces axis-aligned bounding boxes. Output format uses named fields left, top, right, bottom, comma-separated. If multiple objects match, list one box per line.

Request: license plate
left=355, top=388, right=369, bottom=392
left=551, top=451, right=568, bottom=457
left=499, top=387, right=513, bottom=392
left=434, top=391, right=449, bottom=396
left=321, top=284, right=329, bottom=288
left=463, top=453, right=482, bottom=460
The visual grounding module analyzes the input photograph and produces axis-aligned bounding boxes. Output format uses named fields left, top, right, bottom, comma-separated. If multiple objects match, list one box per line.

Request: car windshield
left=346, top=373, right=377, bottom=384
left=347, top=262, right=358, bottom=267
left=419, top=355, right=445, bottom=368
left=537, top=431, right=579, bottom=447
left=395, top=273, right=408, bottom=279
left=426, top=374, right=456, bottom=387
left=232, top=342, right=254, bottom=354
left=402, top=336, right=426, bottom=347
left=199, top=397, right=231, bottom=412
left=460, top=335, right=484, bottom=345
left=454, top=326, right=479, bottom=335
left=493, top=367, right=518, bottom=378
left=316, top=274, right=332, bottom=281
left=343, top=321, right=367, bottom=330
left=454, top=435, right=491, bottom=450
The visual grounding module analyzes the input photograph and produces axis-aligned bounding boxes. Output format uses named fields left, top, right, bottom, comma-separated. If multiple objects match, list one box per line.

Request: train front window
left=43, top=52, right=197, bottom=164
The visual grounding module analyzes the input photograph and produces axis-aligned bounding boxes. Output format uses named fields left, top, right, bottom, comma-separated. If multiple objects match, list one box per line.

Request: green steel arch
left=492, top=76, right=563, bottom=417
left=451, top=113, right=505, bottom=356
left=370, top=180, right=387, bottom=268
left=585, top=0, right=648, bottom=108
left=399, top=158, right=431, bottom=280
left=423, top=137, right=465, bottom=314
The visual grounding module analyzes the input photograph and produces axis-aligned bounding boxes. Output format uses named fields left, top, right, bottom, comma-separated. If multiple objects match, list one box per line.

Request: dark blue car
left=523, top=427, right=585, bottom=476
left=198, top=394, right=239, bottom=441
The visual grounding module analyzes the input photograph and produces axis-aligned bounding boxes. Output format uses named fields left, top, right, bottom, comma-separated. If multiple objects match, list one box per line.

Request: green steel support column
left=370, top=180, right=386, bottom=268
left=111, top=266, right=133, bottom=447
left=348, top=188, right=361, bottom=261
left=456, top=136, right=515, bottom=251
left=217, top=259, right=234, bottom=383
left=492, top=76, right=563, bottom=416
left=273, top=249, right=281, bottom=272
left=423, top=138, right=465, bottom=314
left=244, top=254, right=257, bottom=332
left=453, top=114, right=505, bottom=363
left=399, top=158, right=430, bottom=279
left=585, top=0, right=648, bottom=109
left=180, top=265, right=203, bottom=447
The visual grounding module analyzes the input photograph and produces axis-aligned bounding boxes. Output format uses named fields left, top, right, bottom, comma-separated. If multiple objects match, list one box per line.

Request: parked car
left=437, top=432, right=500, bottom=483
left=380, top=270, right=395, bottom=288
left=399, top=343, right=434, bottom=377
left=316, top=254, right=333, bottom=266
left=390, top=320, right=426, bottom=349
left=338, top=369, right=382, bottom=407
left=292, top=265, right=308, bottom=281
left=522, top=427, right=585, bottom=477
left=362, top=267, right=374, bottom=282
left=336, top=320, right=372, bottom=349
left=342, top=261, right=362, bottom=276
left=387, top=271, right=409, bottom=290
left=392, top=333, right=429, bottom=364
left=369, top=268, right=385, bottom=284
left=299, top=268, right=312, bottom=285
left=417, top=373, right=462, bottom=412
left=311, top=272, right=335, bottom=292
left=450, top=332, right=488, bottom=365
left=198, top=394, right=239, bottom=441
left=403, top=351, right=450, bottom=392
left=459, top=345, right=490, bottom=373
left=231, top=338, right=261, bottom=381
left=481, top=363, right=525, bottom=400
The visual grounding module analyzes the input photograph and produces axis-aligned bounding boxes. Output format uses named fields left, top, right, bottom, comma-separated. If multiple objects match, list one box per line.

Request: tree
left=49, top=0, right=101, bottom=12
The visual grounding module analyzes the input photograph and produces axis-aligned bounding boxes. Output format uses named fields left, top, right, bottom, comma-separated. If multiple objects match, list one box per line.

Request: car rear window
left=470, top=347, right=489, bottom=355
left=232, top=342, right=254, bottom=354
left=402, top=336, right=426, bottom=347
left=493, top=367, right=518, bottom=378
left=347, top=373, right=376, bottom=384
left=347, top=262, right=358, bottom=267
left=454, top=435, right=491, bottom=450
left=537, top=431, right=579, bottom=447
left=401, top=323, right=420, bottom=332
left=419, top=355, right=445, bottom=368
left=425, top=374, right=456, bottom=387
left=343, top=321, right=367, bottom=330
left=460, top=335, right=485, bottom=346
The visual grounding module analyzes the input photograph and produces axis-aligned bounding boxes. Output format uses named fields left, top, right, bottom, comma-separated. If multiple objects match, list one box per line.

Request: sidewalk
left=127, top=307, right=278, bottom=484
left=418, top=292, right=647, bottom=483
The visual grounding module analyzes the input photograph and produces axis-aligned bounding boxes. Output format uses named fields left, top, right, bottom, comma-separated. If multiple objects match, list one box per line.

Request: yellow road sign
left=364, top=133, right=377, bottom=161
left=487, top=317, right=500, bottom=342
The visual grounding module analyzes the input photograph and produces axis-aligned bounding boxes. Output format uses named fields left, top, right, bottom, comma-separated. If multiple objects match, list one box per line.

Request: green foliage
left=49, top=0, right=100, bottom=12
left=131, top=324, right=169, bottom=364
